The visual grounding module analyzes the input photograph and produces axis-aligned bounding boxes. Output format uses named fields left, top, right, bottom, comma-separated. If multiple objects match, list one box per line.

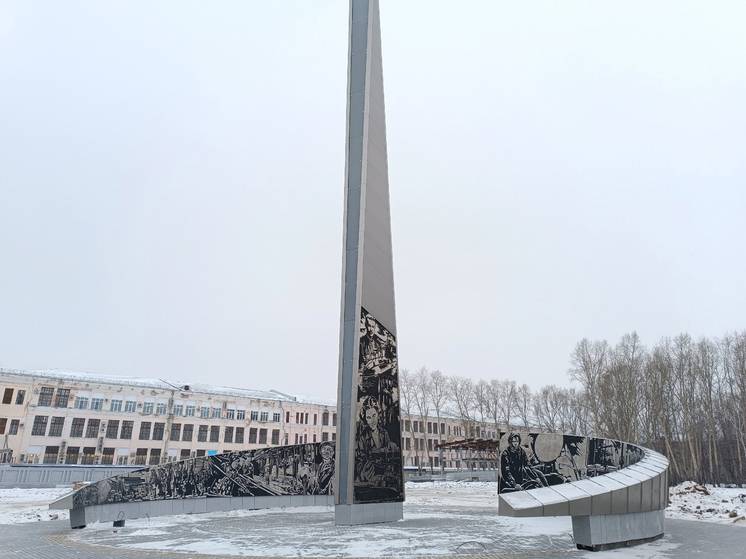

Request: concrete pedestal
left=572, top=510, right=665, bottom=551
left=335, top=502, right=403, bottom=525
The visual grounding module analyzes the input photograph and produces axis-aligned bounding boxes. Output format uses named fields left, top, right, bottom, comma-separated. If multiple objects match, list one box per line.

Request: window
left=304, top=413, right=308, bottom=424
left=209, top=426, right=220, bottom=442
left=142, top=402, right=154, bottom=415
left=2, top=388, right=14, bottom=405
left=156, top=403, right=166, bottom=415
left=182, top=424, right=194, bottom=441
left=441, top=423, right=445, bottom=435
left=258, top=428, right=267, bottom=445
left=170, top=423, right=181, bottom=441
left=413, top=421, right=419, bottom=433
left=91, top=398, right=104, bottom=411
left=226, top=409, right=235, bottom=420
left=200, top=406, right=209, bottom=419
left=322, top=411, right=329, bottom=426
left=38, top=387, right=54, bottom=407
left=74, top=397, right=89, bottom=410
left=198, top=425, right=208, bottom=442
left=43, top=446, right=59, bottom=464
left=0, top=418, right=6, bottom=434
left=70, top=418, right=85, bottom=437
left=85, top=419, right=100, bottom=438
left=224, top=426, right=234, bottom=443
left=322, top=432, right=329, bottom=442
left=125, top=400, right=137, bottom=413
left=65, top=447, right=80, bottom=464
left=110, top=399, right=122, bottom=412
left=285, top=411, right=290, bottom=423
left=248, top=428, right=257, bottom=444
left=250, top=411, right=258, bottom=421
left=427, top=422, right=432, bottom=434
left=81, top=447, right=96, bottom=465
left=211, top=407, right=221, bottom=419
left=139, top=421, right=152, bottom=440
left=405, top=438, right=411, bottom=450
left=271, top=429, right=280, bottom=445
left=15, top=390, right=25, bottom=405
left=54, top=388, right=70, bottom=408
left=273, top=412, right=281, bottom=423
left=9, top=419, right=19, bottom=435
left=149, top=449, right=161, bottom=465
left=31, top=415, right=48, bottom=436
left=106, top=420, right=119, bottom=439
left=404, top=420, right=410, bottom=432
left=101, top=448, right=115, bottom=465
left=196, top=449, right=205, bottom=457
left=331, top=433, right=336, bottom=441
left=152, top=422, right=165, bottom=440
left=312, top=434, right=317, bottom=443
left=134, top=448, right=147, bottom=465
left=173, top=404, right=184, bottom=416
left=294, top=433, right=299, bottom=444
left=235, top=427, right=244, bottom=444
left=428, top=439, right=433, bottom=451
left=120, top=420, right=134, bottom=439
left=236, top=409, right=245, bottom=420
left=313, top=414, right=317, bottom=425
left=332, top=413, right=337, bottom=427
left=186, top=405, right=195, bottom=417
left=284, top=433, right=288, bottom=445
left=260, top=411, right=268, bottom=422
left=48, top=416, right=65, bottom=437
left=180, top=449, right=191, bottom=459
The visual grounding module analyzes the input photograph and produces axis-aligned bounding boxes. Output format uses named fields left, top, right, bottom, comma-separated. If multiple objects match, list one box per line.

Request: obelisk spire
left=335, top=0, right=404, bottom=525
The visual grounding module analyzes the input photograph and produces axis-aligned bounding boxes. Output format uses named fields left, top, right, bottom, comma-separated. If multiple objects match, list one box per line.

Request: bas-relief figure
left=498, top=432, right=644, bottom=494
left=353, top=307, right=404, bottom=503
left=72, top=441, right=335, bottom=509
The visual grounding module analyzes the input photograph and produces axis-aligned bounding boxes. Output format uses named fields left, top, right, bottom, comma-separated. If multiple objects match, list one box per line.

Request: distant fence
left=0, top=464, right=139, bottom=488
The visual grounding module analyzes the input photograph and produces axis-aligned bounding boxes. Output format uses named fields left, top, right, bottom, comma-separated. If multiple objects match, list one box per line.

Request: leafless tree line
left=401, top=330, right=746, bottom=484
left=570, top=331, right=746, bottom=484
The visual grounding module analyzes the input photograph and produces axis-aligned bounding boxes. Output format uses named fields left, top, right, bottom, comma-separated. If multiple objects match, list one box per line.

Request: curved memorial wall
left=51, top=441, right=335, bottom=528
left=498, top=432, right=669, bottom=551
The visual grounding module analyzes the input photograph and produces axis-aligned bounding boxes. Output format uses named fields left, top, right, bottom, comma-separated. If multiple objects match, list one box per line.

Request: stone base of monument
left=572, top=510, right=665, bottom=551
left=334, top=502, right=403, bottom=525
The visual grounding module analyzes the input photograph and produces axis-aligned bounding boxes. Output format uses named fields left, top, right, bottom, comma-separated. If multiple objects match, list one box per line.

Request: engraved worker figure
left=355, top=398, right=399, bottom=485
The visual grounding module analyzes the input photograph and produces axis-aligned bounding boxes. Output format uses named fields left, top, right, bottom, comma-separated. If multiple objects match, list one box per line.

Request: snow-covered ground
left=0, top=487, right=71, bottom=524
left=70, top=483, right=575, bottom=557
left=0, top=480, right=744, bottom=557
left=666, top=481, right=746, bottom=526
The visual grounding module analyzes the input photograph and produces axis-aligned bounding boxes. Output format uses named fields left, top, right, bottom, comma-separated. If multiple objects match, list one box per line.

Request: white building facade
left=0, top=369, right=497, bottom=470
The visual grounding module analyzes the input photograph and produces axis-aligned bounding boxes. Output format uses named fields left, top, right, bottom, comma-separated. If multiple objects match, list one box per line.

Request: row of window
left=35, top=387, right=289, bottom=422
left=29, top=415, right=305, bottom=446
left=287, top=410, right=337, bottom=426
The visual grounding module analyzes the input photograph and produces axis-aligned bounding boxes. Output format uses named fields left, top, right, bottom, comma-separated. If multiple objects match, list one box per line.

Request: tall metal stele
left=334, top=0, right=404, bottom=525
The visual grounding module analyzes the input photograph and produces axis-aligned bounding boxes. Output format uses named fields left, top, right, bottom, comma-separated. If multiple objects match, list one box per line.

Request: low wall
left=69, top=494, right=335, bottom=528
left=0, top=464, right=139, bottom=488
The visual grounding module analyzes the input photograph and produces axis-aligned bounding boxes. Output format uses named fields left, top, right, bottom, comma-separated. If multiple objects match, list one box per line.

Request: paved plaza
left=1, top=483, right=743, bottom=558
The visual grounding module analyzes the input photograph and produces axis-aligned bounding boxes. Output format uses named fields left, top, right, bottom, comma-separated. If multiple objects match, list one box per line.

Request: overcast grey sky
left=1, top=1, right=744, bottom=401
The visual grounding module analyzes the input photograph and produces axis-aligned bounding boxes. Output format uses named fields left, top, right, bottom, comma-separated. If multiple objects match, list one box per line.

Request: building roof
left=0, top=368, right=335, bottom=407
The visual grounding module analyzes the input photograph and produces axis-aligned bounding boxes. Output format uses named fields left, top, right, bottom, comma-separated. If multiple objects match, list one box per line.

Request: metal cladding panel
left=360, top=0, right=396, bottom=335
left=498, top=491, right=544, bottom=517
left=336, top=0, right=403, bottom=511
left=528, top=486, right=570, bottom=516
